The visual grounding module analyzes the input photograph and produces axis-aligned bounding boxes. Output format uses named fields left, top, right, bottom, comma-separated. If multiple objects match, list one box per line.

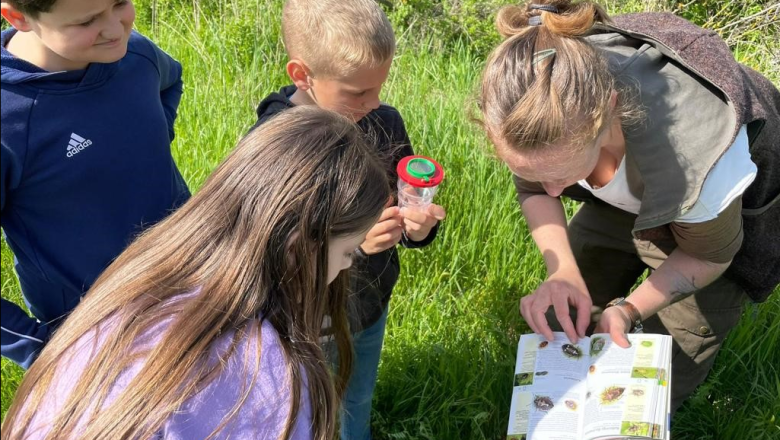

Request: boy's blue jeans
left=327, top=306, right=388, bottom=440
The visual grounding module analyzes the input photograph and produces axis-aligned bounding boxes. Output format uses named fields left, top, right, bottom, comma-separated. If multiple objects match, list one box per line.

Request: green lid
left=406, top=158, right=435, bottom=180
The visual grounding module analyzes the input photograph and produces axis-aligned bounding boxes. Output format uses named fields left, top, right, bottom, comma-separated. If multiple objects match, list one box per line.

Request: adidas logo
left=66, top=133, right=93, bottom=158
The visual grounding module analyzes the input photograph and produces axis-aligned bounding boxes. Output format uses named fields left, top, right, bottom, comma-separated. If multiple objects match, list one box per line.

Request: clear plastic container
left=396, top=156, right=444, bottom=211
left=397, top=180, right=438, bottom=210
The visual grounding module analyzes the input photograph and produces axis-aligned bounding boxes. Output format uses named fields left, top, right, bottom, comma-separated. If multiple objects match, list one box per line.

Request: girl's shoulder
left=161, top=318, right=313, bottom=439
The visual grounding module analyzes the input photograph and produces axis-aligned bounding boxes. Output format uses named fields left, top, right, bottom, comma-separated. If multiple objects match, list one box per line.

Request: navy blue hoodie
left=1, top=29, right=190, bottom=368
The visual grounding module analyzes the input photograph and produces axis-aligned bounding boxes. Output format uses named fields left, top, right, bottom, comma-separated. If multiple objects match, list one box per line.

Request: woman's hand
left=594, top=306, right=632, bottom=348
left=520, top=267, right=592, bottom=344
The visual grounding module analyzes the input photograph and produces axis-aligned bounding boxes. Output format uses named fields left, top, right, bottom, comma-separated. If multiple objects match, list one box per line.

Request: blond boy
left=253, top=1, right=445, bottom=438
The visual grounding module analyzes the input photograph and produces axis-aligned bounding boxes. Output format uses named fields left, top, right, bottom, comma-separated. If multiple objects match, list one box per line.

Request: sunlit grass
left=2, top=1, right=778, bottom=438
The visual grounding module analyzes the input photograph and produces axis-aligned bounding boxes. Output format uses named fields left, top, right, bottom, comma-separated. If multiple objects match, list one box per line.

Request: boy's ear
left=286, top=59, right=312, bottom=91
left=1, top=3, right=34, bottom=32
left=609, top=90, right=618, bottom=111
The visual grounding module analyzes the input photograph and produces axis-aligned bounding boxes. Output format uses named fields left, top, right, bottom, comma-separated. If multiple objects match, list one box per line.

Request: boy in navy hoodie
left=1, top=0, right=190, bottom=368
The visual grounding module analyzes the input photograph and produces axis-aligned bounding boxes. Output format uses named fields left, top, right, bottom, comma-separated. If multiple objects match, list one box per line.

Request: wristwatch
left=606, top=297, right=643, bottom=333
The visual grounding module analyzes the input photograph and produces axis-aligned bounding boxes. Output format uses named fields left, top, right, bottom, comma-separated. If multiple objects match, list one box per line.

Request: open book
left=506, top=332, right=672, bottom=440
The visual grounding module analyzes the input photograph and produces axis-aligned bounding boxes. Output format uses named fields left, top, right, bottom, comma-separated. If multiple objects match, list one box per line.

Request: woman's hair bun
left=496, top=1, right=609, bottom=39
left=495, top=5, right=535, bottom=38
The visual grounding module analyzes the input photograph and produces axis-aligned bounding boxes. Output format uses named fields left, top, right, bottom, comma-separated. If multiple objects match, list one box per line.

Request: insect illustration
left=562, top=343, right=583, bottom=359
left=621, top=422, right=650, bottom=436
left=626, top=423, right=643, bottom=434
left=631, top=367, right=658, bottom=379
left=533, top=395, right=554, bottom=411
left=590, top=337, right=605, bottom=355
left=600, top=386, right=626, bottom=405
left=514, top=373, right=533, bottom=386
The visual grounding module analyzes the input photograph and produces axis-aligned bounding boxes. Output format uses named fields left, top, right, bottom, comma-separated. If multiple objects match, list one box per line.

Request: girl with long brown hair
left=1, top=106, right=390, bottom=440
left=480, top=0, right=779, bottom=414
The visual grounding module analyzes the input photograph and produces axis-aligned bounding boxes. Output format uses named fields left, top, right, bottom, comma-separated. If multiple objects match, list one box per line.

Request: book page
left=507, top=333, right=590, bottom=440
left=581, top=334, right=672, bottom=440
left=651, top=337, right=672, bottom=440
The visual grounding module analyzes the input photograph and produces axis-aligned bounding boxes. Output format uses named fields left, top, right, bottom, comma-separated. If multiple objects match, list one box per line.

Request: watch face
left=606, top=297, right=625, bottom=308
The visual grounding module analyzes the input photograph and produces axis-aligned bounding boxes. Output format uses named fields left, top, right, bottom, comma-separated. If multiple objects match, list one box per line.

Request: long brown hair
left=1, top=106, right=390, bottom=440
left=480, top=0, right=628, bottom=154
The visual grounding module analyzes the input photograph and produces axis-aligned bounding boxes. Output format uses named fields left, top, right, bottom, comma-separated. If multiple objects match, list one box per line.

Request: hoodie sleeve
left=151, top=42, right=184, bottom=142
left=2, top=121, right=52, bottom=369
left=1, top=300, right=51, bottom=369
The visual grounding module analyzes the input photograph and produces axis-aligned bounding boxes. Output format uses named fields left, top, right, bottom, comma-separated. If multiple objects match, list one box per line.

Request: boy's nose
left=101, top=21, right=124, bottom=40
left=364, top=95, right=381, bottom=111
left=102, top=10, right=130, bottom=40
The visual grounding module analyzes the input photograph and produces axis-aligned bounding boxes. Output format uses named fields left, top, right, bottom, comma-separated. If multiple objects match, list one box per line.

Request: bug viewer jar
left=396, top=155, right=444, bottom=211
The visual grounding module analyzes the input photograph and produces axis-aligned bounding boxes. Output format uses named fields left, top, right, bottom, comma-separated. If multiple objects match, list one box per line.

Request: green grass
left=2, top=1, right=779, bottom=438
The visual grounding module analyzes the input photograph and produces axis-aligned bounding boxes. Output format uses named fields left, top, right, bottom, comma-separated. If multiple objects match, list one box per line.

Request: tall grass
left=2, top=0, right=778, bottom=438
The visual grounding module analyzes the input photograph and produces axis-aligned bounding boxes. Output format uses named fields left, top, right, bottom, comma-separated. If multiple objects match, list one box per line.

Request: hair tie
left=531, top=48, right=557, bottom=66
left=528, top=4, right=559, bottom=25
left=529, top=4, right=560, bottom=13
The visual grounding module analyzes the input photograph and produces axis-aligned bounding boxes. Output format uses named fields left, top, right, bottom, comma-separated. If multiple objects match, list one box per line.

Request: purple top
left=19, top=311, right=313, bottom=439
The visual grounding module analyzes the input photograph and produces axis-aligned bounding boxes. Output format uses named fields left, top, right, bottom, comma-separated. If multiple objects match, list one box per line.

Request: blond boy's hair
left=282, top=0, right=396, bottom=78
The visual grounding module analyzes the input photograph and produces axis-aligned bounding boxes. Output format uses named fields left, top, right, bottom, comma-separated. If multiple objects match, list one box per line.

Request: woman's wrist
left=625, top=283, right=667, bottom=323
left=606, top=298, right=643, bottom=332
left=609, top=304, right=634, bottom=330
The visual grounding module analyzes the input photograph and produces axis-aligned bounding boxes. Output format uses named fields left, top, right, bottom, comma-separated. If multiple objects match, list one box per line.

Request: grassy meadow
left=2, top=0, right=779, bottom=438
